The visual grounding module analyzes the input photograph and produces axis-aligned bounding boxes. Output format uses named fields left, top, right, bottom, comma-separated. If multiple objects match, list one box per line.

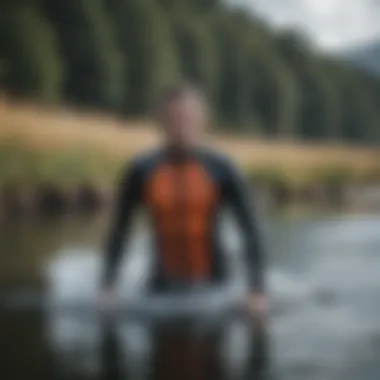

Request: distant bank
left=0, top=99, right=379, bottom=220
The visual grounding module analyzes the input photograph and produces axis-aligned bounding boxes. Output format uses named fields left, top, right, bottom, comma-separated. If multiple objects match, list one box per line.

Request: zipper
left=174, top=161, right=189, bottom=280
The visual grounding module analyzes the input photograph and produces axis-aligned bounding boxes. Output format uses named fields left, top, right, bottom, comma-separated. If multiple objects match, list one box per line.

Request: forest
left=1, top=0, right=380, bottom=145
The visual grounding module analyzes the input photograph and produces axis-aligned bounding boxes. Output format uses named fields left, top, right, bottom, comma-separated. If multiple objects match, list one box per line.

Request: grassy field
left=0, top=98, right=379, bottom=188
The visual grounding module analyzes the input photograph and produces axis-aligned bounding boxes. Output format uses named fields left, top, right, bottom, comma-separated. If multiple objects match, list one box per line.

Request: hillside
left=342, top=40, right=380, bottom=75
left=1, top=1, right=380, bottom=145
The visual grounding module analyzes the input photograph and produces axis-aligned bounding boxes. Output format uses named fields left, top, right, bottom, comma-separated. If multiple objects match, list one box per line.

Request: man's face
left=161, top=94, right=205, bottom=149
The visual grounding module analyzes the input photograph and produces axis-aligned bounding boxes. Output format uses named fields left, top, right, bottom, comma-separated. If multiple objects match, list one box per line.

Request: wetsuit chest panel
left=144, top=160, right=219, bottom=281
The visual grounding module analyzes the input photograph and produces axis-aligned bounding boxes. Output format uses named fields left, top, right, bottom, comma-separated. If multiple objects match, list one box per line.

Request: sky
left=226, top=0, right=380, bottom=51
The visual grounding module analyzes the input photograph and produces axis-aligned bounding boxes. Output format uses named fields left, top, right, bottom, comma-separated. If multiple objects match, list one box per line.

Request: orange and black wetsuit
left=102, top=146, right=265, bottom=293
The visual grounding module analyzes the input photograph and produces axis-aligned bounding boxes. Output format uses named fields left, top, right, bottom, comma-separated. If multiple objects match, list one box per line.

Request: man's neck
left=166, top=144, right=196, bottom=162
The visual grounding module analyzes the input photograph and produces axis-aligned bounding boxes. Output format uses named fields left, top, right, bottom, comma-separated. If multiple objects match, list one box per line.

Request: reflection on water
left=49, top=317, right=266, bottom=380
left=43, top=234, right=265, bottom=379
left=1, top=213, right=380, bottom=379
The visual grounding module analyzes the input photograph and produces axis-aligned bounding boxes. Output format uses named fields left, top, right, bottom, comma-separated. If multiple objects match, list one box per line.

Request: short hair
left=161, top=81, right=203, bottom=101
left=158, top=81, right=207, bottom=109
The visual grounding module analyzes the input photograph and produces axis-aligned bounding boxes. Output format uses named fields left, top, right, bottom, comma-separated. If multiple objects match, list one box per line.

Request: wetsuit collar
left=165, top=144, right=197, bottom=163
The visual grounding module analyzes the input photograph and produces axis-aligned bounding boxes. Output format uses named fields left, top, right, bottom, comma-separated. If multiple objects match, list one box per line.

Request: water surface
left=1, top=212, right=380, bottom=380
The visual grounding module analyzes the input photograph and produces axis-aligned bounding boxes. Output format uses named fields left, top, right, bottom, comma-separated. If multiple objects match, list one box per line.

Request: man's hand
left=243, top=293, right=268, bottom=325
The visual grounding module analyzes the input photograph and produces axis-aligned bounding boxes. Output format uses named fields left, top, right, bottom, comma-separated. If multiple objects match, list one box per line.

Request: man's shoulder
left=128, top=148, right=165, bottom=171
left=196, top=146, right=239, bottom=173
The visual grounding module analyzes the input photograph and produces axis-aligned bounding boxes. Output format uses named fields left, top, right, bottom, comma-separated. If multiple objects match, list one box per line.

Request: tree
left=169, top=9, right=219, bottom=108
left=212, top=12, right=256, bottom=130
left=246, top=44, right=298, bottom=137
left=276, top=32, right=339, bottom=141
left=154, top=0, right=220, bottom=12
left=106, top=0, right=180, bottom=115
left=338, top=66, right=379, bottom=143
left=0, top=4, right=64, bottom=102
left=212, top=10, right=297, bottom=135
left=42, top=0, right=125, bottom=111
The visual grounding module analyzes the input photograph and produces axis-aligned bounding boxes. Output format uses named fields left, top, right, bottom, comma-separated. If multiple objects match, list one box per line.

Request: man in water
left=100, top=83, right=267, bottom=321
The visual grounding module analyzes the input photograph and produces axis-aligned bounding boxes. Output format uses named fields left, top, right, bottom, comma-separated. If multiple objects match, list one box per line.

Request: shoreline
left=0, top=100, right=380, bottom=221
left=0, top=181, right=379, bottom=223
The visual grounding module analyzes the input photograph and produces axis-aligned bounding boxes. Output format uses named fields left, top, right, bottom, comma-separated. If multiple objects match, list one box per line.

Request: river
left=0, top=211, right=380, bottom=380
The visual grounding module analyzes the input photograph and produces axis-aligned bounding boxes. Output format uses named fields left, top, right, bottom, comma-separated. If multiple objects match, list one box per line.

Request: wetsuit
left=102, top=146, right=265, bottom=293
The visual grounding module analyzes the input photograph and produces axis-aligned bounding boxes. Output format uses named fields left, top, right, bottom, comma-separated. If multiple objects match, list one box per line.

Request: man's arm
left=223, top=160, right=265, bottom=294
left=101, top=160, right=142, bottom=291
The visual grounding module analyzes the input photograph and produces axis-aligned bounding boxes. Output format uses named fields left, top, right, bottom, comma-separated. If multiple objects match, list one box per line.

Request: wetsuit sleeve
left=101, top=160, right=143, bottom=289
left=223, top=161, right=265, bottom=293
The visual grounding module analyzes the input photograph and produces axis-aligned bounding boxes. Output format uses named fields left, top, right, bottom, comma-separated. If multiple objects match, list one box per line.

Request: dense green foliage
left=0, top=0, right=380, bottom=144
